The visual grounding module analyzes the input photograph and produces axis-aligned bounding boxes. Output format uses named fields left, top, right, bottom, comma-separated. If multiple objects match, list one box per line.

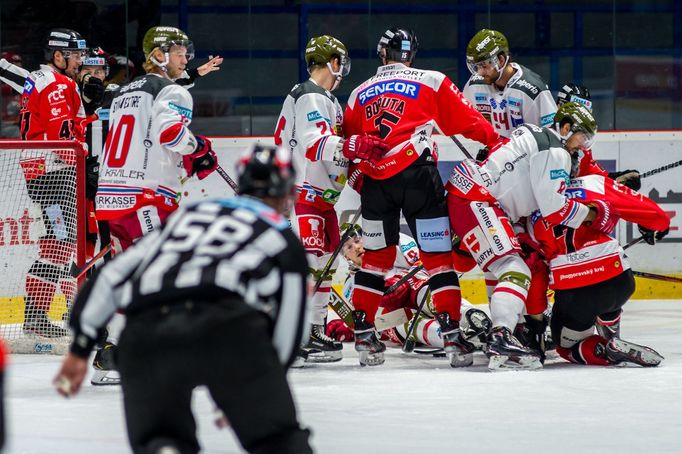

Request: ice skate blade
left=447, top=351, right=473, bottom=368
left=91, top=370, right=121, bottom=386
left=607, top=338, right=664, bottom=367
left=488, top=354, right=543, bottom=371
left=358, top=351, right=385, bottom=367
left=304, top=350, right=343, bottom=363
left=290, top=356, right=306, bottom=368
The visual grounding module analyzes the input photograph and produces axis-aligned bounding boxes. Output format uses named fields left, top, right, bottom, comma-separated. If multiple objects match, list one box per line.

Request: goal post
left=0, top=140, right=86, bottom=354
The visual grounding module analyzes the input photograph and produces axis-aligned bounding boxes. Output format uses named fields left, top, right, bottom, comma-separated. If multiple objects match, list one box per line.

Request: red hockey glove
left=516, top=232, right=542, bottom=256
left=326, top=319, right=354, bottom=342
left=342, top=134, right=388, bottom=163
left=586, top=200, right=620, bottom=233
left=183, top=135, right=218, bottom=180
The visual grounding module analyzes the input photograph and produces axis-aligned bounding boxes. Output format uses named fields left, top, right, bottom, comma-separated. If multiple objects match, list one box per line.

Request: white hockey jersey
left=274, top=78, right=348, bottom=210
left=446, top=124, right=590, bottom=228
left=463, top=63, right=557, bottom=138
left=96, top=73, right=198, bottom=220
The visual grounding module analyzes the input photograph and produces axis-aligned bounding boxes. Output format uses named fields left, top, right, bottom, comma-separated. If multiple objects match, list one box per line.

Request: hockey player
left=463, top=29, right=557, bottom=140
left=54, top=144, right=313, bottom=454
left=527, top=173, right=669, bottom=367
left=343, top=27, right=502, bottom=367
left=91, top=26, right=218, bottom=385
left=275, top=34, right=388, bottom=363
left=0, top=51, right=26, bottom=138
left=96, top=25, right=217, bottom=251
left=445, top=102, right=619, bottom=370
left=19, top=28, right=89, bottom=338
left=328, top=229, right=492, bottom=351
left=556, top=83, right=641, bottom=190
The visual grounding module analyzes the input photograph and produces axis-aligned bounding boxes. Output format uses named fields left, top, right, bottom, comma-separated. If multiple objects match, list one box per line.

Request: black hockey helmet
left=44, top=28, right=88, bottom=61
left=377, top=28, right=418, bottom=64
left=236, top=144, right=296, bottom=198
left=557, top=83, right=592, bottom=110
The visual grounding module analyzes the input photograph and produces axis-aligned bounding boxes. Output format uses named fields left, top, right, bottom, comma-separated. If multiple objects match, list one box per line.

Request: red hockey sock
left=557, top=335, right=610, bottom=366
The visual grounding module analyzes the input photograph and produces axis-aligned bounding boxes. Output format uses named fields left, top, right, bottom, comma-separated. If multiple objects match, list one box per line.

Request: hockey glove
left=516, top=232, right=542, bottom=256
left=585, top=199, right=620, bottom=233
left=475, top=147, right=490, bottom=163
left=342, top=134, right=388, bottom=163
left=326, top=319, right=354, bottom=342
left=80, top=74, right=105, bottom=107
left=609, top=169, right=641, bottom=191
left=183, top=135, right=218, bottom=180
left=638, top=225, right=669, bottom=245
left=85, top=155, right=99, bottom=200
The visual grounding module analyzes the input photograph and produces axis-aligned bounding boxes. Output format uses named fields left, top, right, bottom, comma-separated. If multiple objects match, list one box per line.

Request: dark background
left=2, top=0, right=681, bottom=136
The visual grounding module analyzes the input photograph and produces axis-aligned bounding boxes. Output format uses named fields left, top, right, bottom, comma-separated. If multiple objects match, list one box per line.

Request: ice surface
left=5, top=299, right=682, bottom=453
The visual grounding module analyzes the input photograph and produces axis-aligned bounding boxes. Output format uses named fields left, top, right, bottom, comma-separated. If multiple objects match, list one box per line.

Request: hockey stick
left=402, top=290, right=429, bottom=353
left=632, top=270, right=682, bottom=283
left=640, top=159, right=682, bottom=179
left=312, top=210, right=361, bottom=293
left=449, top=135, right=474, bottom=160
left=70, top=243, right=112, bottom=279
left=329, top=287, right=354, bottom=329
left=384, top=264, right=424, bottom=295
left=622, top=235, right=645, bottom=250
left=180, top=165, right=238, bottom=193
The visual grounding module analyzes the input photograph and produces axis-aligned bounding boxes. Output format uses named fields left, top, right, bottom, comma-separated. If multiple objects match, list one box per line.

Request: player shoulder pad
left=214, top=197, right=290, bottom=231
left=25, top=69, right=57, bottom=93
left=119, top=74, right=175, bottom=98
left=291, top=79, right=336, bottom=103
left=467, top=74, right=488, bottom=86
left=512, top=124, right=559, bottom=152
left=511, top=65, right=549, bottom=100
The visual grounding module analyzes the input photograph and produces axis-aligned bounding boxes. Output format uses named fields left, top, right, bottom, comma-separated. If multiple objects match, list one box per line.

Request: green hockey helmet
left=305, top=35, right=350, bottom=77
left=465, top=29, right=510, bottom=76
left=143, top=26, right=194, bottom=63
left=553, top=101, right=598, bottom=148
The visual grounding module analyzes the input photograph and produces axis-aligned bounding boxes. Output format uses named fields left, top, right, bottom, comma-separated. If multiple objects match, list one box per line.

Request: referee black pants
left=117, top=302, right=312, bottom=454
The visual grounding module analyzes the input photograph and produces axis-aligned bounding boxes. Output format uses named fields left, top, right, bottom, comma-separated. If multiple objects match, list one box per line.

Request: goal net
left=0, top=140, right=86, bottom=354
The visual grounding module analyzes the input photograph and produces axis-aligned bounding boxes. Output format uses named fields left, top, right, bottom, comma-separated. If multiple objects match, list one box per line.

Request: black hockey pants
left=117, top=300, right=312, bottom=454
left=551, top=269, right=636, bottom=342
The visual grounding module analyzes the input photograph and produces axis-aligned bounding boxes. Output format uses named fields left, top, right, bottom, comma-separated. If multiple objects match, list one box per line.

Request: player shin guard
left=420, top=251, right=461, bottom=320
left=556, top=335, right=610, bottom=366
left=353, top=247, right=395, bottom=323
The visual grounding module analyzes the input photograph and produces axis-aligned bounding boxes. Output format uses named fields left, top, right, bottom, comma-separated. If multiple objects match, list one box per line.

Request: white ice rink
left=4, top=299, right=682, bottom=453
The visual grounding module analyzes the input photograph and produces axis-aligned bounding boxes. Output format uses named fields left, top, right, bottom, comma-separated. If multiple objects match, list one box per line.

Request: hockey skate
left=91, top=342, right=120, bottom=385
left=486, top=326, right=542, bottom=371
left=461, top=308, right=493, bottom=350
left=435, top=313, right=474, bottom=367
left=23, top=309, right=69, bottom=338
left=604, top=337, right=663, bottom=367
left=301, top=324, right=343, bottom=363
left=514, top=315, right=549, bottom=363
left=289, top=348, right=308, bottom=369
left=352, top=310, right=386, bottom=367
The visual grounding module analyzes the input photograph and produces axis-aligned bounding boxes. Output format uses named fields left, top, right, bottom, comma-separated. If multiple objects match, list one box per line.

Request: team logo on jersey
left=169, top=102, right=192, bottom=120
left=550, top=169, right=570, bottom=183
left=307, top=110, right=323, bottom=121
left=489, top=99, right=507, bottom=110
left=357, top=80, right=420, bottom=106
left=540, top=113, right=554, bottom=127
left=23, top=78, right=35, bottom=94
left=565, top=188, right=586, bottom=199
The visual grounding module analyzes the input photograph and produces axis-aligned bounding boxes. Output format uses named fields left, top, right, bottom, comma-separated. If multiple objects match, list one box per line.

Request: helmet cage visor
left=466, top=54, right=504, bottom=76
left=160, top=40, right=195, bottom=61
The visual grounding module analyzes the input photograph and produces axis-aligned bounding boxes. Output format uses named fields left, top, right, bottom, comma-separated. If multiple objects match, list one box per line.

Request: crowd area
left=0, top=24, right=672, bottom=453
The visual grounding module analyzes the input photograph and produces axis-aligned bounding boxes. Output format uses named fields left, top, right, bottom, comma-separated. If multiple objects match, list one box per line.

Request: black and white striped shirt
left=70, top=196, right=309, bottom=366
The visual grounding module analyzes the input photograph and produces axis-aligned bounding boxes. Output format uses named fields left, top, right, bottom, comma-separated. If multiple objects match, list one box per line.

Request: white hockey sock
left=310, top=288, right=331, bottom=325
left=105, top=311, right=126, bottom=345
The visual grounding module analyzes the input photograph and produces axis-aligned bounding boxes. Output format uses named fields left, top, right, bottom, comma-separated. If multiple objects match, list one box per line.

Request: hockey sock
left=352, top=271, right=385, bottom=324
left=556, top=335, right=610, bottom=366
left=25, top=272, right=58, bottom=313
left=420, top=251, right=461, bottom=320
left=310, top=288, right=331, bottom=326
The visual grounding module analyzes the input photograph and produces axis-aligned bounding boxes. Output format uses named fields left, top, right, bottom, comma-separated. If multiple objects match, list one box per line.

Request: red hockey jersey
left=529, top=174, right=670, bottom=289
left=343, top=63, right=500, bottom=180
left=20, top=65, right=85, bottom=143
